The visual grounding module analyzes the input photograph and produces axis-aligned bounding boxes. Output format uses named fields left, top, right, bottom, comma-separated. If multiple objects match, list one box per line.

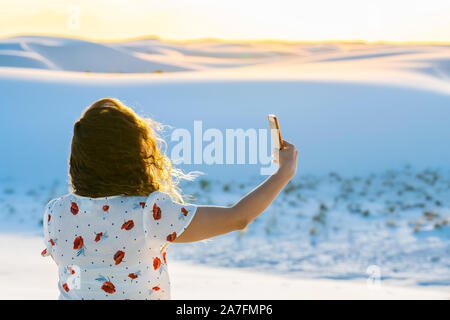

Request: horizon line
left=1, top=32, right=450, bottom=46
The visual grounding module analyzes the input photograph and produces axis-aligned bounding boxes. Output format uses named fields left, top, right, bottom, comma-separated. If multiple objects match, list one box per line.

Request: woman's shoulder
left=45, top=194, right=70, bottom=208
left=45, top=192, right=174, bottom=212
left=46, top=193, right=149, bottom=207
left=146, top=190, right=170, bottom=200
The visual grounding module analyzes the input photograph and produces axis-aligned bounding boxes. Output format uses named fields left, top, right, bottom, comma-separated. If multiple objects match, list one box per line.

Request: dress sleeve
left=143, top=191, right=197, bottom=245
left=41, top=199, right=57, bottom=257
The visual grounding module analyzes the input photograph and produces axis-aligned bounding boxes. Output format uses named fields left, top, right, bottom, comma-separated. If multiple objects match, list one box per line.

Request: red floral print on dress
left=102, top=282, right=115, bottom=294
left=162, top=251, right=167, bottom=264
left=153, top=257, right=161, bottom=270
left=94, top=231, right=108, bottom=242
left=102, top=205, right=109, bottom=212
left=73, top=236, right=83, bottom=249
left=121, top=220, right=135, bottom=231
left=49, top=238, right=56, bottom=246
left=73, top=236, right=85, bottom=256
left=166, top=232, right=177, bottom=242
left=128, top=271, right=141, bottom=282
left=113, top=250, right=125, bottom=265
left=178, top=207, right=190, bottom=221
left=62, top=283, right=70, bottom=292
left=66, top=266, right=75, bottom=275
left=95, top=275, right=115, bottom=294
left=139, top=202, right=145, bottom=209
left=70, top=202, right=79, bottom=215
left=41, top=248, right=47, bottom=256
left=94, top=232, right=102, bottom=242
left=48, top=214, right=51, bottom=222
left=149, top=284, right=161, bottom=296
left=153, top=203, right=162, bottom=220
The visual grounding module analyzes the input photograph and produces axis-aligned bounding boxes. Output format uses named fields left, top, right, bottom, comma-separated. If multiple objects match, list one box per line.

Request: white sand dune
left=0, top=36, right=447, bottom=99
left=0, top=36, right=193, bottom=73
left=0, top=46, right=449, bottom=183
left=0, top=234, right=447, bottom=300
left=0, top=35, right=449, bottom=297
left=1, top=35, right=448, bottom=80
left=0, top=50, right=54, bottom=69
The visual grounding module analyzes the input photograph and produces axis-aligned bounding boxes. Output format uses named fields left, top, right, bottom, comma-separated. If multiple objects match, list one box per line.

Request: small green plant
left=26, top=189, right=37, bottom=196
left=414, top=220, right=422, bottom=233
left=386, top=221, right=396, bottom=227
left=3, top=188, right=14, bottom=194
left=347, top=203, right=362, bottom=213
left=434, top=218, right=448, bottom=229
left=7, top=205, right=16, bottom=215
left=264, top=214, right=277, bottom=235
left=423, top=211, right=438, bottom=221
left=288, top=200, right=296, bottom=207
left=283, top=182, right=296, bottom=194
left=199, top=179, right=210, bottom=190
left=312, top=212, right=326, bottom=225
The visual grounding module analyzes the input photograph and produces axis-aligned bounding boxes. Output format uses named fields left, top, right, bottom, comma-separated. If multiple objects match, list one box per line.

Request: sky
left=1, top=0, right=449, bottom=42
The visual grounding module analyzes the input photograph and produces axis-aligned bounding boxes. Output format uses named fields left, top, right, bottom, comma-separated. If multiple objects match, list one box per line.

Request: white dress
left=41, top=191, right=197, bottom=300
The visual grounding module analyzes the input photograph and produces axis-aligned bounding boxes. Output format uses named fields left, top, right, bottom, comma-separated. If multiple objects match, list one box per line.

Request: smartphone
left=268, top=114, right=284, bottom=150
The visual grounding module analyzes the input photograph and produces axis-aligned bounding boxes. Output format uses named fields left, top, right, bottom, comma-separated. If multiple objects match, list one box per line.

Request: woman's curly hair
left=69, top=98, right=191, bottom=201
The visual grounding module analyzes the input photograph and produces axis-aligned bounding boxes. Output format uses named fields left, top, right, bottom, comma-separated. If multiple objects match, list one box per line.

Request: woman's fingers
left=281, top=140, right=297, bottom=156
left=282, top=140, right=293, bottom=148
left=282, top=140, right=296, bottom=150
left=274, top=141, right=298, bottom=163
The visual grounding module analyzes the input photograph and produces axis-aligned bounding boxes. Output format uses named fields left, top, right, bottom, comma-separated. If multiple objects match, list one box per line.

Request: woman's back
left=41, top=98, right=298, bottom=299
left=42, top=191, right=197, bottom=300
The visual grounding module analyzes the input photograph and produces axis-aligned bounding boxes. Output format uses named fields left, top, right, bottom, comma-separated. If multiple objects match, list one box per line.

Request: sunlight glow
left=1, top=0, right=449, bottom=42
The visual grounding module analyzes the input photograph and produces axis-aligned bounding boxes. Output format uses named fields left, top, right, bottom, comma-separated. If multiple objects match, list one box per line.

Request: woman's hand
left=174, top=140, right=299, bottom=243
left=273, top=140, right=298, bottom=181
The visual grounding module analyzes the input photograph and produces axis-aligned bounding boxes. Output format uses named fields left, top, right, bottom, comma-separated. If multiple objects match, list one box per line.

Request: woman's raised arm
left=174, top=141, right=298, bottom=243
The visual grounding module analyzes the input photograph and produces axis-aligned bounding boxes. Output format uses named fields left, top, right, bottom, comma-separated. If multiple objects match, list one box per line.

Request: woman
left=41, top=98, right=298, bottom=299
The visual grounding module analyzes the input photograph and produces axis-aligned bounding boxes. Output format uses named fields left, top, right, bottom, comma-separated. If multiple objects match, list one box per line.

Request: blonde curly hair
left=69, top=98, right=192, bottom=202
